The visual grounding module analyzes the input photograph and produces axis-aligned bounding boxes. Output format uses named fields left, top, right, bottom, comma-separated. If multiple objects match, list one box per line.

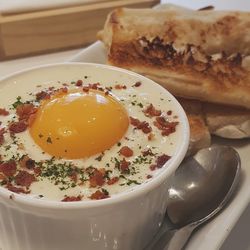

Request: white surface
left=0, top=0, right=110, bottom=14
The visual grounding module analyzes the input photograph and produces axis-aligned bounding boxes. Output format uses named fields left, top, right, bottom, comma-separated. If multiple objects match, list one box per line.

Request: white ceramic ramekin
left=0, top=63, right=189, bottom=250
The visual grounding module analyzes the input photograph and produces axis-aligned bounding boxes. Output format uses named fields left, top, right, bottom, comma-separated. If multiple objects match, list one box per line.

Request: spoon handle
left=145, top=224, right=195, bottom=250
left=163, top=225, right=195, bottom=250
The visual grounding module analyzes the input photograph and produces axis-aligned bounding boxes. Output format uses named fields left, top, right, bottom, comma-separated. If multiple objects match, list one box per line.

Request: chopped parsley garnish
left=12, top=96, right=24, bottom=108
left=133, top=155, right=152, bottom=165
left=101, top=188, right=109, bottom=195
left=38, top=159, right=84, bottom=190
left=126, top=179, right=141, bottom=185
left=95, top=153, right=104, bottom=161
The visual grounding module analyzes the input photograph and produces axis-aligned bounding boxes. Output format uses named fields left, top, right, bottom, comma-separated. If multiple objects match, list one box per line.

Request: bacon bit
left=149, top=164, right=157, bottom=171
left=69, top=170, right=78, bottom=183
left=56, top=87, right=68, bottom=94
left=133, top=81, right=142, bottom=87
left=61, top=195, right=82, bottom=202
left=34, top=167, right=42, bottom=176
left=15, top=171, right=36, bottom=188
left=130, top=117, right=141, bottom=127
left=119, top=146, right=133, bottom=157
left=107, top=177, right=119, bottom=185
left=19, top=155, right=35, bottom=169
left=147, top=174, right=152, bottom=179
left=36, top=91, right=50, bottom=101
left=88, top=83, right=100, bottom=90
left=7, top=184, right=29, bottom=194
left=154, top=117, right=167, bottom=129
left=143, top=104, right=161, bottom=117
left=162, top=122, right=179, bottom=136
left=82, top=86, right=89, bottom=92
left=147, top=133, right=155, bottom=141
left=138, top=121, right=152, bottom=134
left=161, top=127, right=175, bottom=136
left=167, top=110, right=172, bottom=115
left=76, top=79, right=83, bottom=86
left=115, top=84, right=127, bottom=90
left=9, top=120, right=28, bottom=134
left=89, top=169, right=105, bottom=187
left=0, top=108, right=9, bottom=116
left=130, top=117, right=152, bottom=134
left=142, top=148, right=154, bottom=157
left=120, top=158, right=130, bottom=173
left=0, top=160, right=17, bottom=177
left=16, top=103, right=37, bottom=121
left=156, top=154, right=171, bottom=168
left=90, top=190, right=109, bottom=200
left=153, top=117, right=179, bottom=136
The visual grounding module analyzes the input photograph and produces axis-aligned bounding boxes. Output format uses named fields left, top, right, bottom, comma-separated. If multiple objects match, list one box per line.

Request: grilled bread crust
left=99, top=7, right=250, bottom=109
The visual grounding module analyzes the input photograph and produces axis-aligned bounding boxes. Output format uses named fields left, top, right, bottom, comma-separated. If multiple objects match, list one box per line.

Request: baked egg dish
left=0, top=64, right=182, bottom=201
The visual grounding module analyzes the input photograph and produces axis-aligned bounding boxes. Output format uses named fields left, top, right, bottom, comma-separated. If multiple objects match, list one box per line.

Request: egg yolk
left=29, top=90, right=129, bottom=159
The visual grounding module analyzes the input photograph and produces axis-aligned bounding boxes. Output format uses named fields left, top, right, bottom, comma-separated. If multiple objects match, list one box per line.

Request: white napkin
left=0, top=0, right=112, bottom=14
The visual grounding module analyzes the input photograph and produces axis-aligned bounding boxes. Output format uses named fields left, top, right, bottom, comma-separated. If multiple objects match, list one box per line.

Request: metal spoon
left=145, top=145, right=241, bottom=250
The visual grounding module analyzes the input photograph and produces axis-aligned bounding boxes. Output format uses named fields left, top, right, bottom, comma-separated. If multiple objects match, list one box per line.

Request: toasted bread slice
left=203, top=102, right=250, bottom=138
left=98, top=6, right=250, bottom=56
left=99, top=7, right=250, bottom=109
left=180, top=98, right=250, bottom=140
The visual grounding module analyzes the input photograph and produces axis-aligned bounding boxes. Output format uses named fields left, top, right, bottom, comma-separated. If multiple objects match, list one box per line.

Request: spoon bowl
left=167, top=145, right=241, bottom=228
left=146, top=145, right=241, bottom=250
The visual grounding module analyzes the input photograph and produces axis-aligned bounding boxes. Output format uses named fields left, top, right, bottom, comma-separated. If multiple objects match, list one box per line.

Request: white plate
left=69, top=41, right=250, bottom=250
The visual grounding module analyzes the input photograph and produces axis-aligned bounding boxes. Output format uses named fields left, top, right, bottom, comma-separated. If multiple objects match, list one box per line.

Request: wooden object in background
left=0, top=0, right=159, bottom=60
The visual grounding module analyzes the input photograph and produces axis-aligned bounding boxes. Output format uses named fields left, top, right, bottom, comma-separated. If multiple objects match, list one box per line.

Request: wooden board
left=0, top=0, right=159, bottom=60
